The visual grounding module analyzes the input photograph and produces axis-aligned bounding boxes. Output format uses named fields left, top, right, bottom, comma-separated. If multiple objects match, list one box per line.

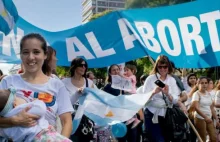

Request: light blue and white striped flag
left=72, top=88, right=152, bottom=134
left=0, top=0, right=18, bottom=35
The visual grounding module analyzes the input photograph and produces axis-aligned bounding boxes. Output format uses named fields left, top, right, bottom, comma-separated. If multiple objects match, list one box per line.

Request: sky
left=1, top=0, right=82, bottom=74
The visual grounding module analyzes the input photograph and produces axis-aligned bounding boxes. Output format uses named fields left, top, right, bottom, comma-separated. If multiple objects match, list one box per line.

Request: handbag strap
left=85, top=77, right=89, bottom=87
left=155, top=74, right=168, bottom=107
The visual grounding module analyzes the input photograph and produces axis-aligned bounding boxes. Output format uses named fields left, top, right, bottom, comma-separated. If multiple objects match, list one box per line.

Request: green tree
left=126, top=0, right=193, bottom=9
left=88, top=68, right=107, bottom=81
left=89, top=10, right=112, bottom=21
left=56, top=66, right=69, bottom=77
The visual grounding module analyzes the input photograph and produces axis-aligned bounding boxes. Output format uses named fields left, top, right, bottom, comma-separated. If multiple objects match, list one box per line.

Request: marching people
left=2, top=33, right=220, bottom=142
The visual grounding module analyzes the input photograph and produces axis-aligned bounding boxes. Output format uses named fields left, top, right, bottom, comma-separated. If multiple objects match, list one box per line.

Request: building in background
left=82, top=0, right=126, bottom=23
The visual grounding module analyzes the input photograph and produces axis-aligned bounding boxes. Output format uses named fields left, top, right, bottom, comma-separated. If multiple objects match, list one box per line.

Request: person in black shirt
left=104, top=64, right=124, bottom=96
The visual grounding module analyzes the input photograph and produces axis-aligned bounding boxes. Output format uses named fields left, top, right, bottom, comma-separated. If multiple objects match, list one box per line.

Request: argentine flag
left=0, top=0, right=18, bottom=35
left=72, top=88, right=152, bottom=134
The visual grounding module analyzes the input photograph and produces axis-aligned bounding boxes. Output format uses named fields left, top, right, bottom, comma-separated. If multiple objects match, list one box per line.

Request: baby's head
left=124, top=64, right=137, bottom=77
left=0, top=89, right=11, bottom=113
left=0, top=89, right=26, bottom=116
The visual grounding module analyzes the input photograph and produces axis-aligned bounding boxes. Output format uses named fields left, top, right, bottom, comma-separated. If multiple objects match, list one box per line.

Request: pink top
left=128, top=75, right=136, bottom=94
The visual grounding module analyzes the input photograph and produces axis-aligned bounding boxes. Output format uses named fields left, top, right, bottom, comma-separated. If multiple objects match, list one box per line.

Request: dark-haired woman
left=43, top=46, right=58, bottom=77
left=182, top=72, right=197, bottom=99
left=0, top=33, right=73, bottom=140
left=103, top=64, right=139, bottom=142
left=104, top=64, right=123, bottom=96
left=192, top=77, right=218, bottom=142
left=182, top=72, right=198, bottom=142
left=62, top=57, right=95, bottom=142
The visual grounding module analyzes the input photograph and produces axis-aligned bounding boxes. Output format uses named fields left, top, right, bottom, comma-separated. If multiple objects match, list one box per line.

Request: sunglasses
left=158, top=65, right=168, bottom=69
left=78, top=64, right=87, bottom=68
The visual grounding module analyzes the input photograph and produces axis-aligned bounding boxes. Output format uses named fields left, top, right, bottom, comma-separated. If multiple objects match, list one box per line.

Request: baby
left=0, top=88, right=71, bottom=142
left=120, top=64, right=142, bottom=129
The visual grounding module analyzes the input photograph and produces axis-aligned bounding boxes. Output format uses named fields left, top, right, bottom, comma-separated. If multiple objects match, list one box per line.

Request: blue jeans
left=144, top=109, right=165, bottom=142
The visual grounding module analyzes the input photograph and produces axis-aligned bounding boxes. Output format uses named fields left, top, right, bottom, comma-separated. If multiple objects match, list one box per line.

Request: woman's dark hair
left=140, top=74, right=148, bottom=85
left=0, top=90, right=10, bottom=113
left=0, top=70, right=3, bottom=76
left=187, top=73, right=197, bottom=87
left=150, top=55, right=173, bottom=75
left=207, top=78, right=213, bottom=83
left=69, top=57, right=88, bottom=77
left=198, top=76, right=208, bottom=82
left=107, top=64, right=120, bottom=83
left=42, top=46, right=56, bottom=76
left=20, top=33, right=47, bottom=54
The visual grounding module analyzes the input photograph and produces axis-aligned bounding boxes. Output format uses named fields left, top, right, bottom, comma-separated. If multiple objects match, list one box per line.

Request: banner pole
left=185, top=114, right=203, bottom=142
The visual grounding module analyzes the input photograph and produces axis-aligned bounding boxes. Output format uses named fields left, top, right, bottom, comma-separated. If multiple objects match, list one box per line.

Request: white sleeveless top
left=62, top=77, right=93, bottom=105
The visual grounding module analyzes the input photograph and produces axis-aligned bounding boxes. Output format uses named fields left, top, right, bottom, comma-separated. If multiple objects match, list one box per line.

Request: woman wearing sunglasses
left=62, top=57, right=95, bottom=142
left=142, top=55, right=181, bottom=142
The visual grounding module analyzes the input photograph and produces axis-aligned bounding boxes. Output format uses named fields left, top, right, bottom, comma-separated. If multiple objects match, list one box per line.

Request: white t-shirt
left=215, top=90, right=220, bottom=104
left=62, top=77, right=93, bottom=105
left=136, top=85, right=143, bottom=94
left=192, top=91, right=213, bottom=119
left=215, top=91, right=220, bottom=118
left=0, top=74, right=74, bottom=126
left=2, top=100, right=49, bottom=142
left=208, top=90, right=216, bottom=101
left=182, top=76, right=192, bottom=94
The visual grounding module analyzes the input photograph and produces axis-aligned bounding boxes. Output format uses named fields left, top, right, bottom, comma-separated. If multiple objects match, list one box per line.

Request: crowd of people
left=0, top=33, right=220, bottom=142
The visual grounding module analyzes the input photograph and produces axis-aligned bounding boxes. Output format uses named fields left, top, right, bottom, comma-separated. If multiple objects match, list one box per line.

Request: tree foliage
left=56, top=66, right=69, bottom=77
left=89, top=10, right=112, bottom=21
left=88, top=68, right=107, bottom=81
left=126, top=0, right=193, bottom=9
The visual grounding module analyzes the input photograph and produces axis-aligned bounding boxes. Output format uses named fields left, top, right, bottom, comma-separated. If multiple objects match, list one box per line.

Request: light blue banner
left=72, top=88, right=151, bottom=134
left=0, top=0, right=18, bottom=35
left=0, top=0, right=220, bottom=68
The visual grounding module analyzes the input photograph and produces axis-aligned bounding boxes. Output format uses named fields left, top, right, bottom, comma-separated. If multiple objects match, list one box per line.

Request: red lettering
left=21, top=90, right=32, bottom=98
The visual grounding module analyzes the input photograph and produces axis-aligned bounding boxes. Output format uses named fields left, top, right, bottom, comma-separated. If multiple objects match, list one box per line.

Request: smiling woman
left=0, top=33, right=74, bottom=141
